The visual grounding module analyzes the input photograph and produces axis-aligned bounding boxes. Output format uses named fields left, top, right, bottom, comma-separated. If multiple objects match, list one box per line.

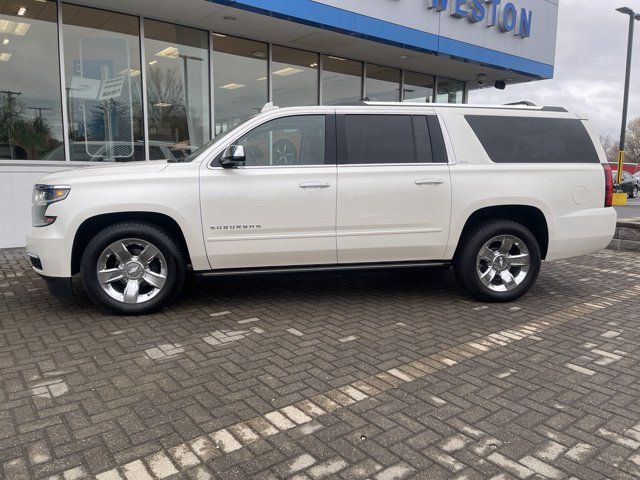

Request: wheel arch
left=71, top=212, right=192, bottom=275
left=452, top=205, right=550, bottom=261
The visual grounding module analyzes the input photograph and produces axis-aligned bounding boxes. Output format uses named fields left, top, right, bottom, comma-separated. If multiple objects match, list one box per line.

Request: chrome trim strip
left=337, top=228, right=442, bottom=237
left=196, top=260, right=449, bottom=277
left=34, top=184, right=72, bottom=190
left=208, top=162, right=447, bottom=170
left=206, top=232, right=335, bottom=242
left=335, top=163, right=448, bottom=167
left=208, top=164, right=337, bottom=170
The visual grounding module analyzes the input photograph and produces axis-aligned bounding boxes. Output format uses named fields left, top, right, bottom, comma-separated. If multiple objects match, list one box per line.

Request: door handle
left=299, top=181, right=330, bottom=189
left=415, top=178, right=444, bottom=185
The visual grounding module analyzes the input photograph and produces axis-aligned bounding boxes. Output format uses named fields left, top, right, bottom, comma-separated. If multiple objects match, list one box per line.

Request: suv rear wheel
left=81, top=222, right=185, bottom=315
left=454, top=220, right=541, bottom=302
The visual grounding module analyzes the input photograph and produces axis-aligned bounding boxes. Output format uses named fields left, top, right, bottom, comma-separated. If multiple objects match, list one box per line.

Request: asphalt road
left=614, top=196, right=640, bottom=219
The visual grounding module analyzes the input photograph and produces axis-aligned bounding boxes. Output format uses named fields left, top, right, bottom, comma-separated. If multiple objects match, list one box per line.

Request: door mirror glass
left=220, top=145, right=246, bottom=168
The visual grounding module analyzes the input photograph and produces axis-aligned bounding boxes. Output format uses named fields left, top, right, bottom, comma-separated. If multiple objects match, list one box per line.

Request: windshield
left=176, top=115, right=258, bottom=163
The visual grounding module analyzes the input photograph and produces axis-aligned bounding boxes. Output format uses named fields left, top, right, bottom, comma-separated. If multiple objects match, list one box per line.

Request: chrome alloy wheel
left=96, top=238, right=167, bottom=304
left=475, top=234, right=530, bottom=292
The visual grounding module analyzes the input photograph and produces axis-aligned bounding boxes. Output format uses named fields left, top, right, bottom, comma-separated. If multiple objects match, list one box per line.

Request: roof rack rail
left=505, top=101, right=537, bottom=106
left=327, top=100, right=569, bottom=113
left=333, top=100, right=368, bottom=106
left=541, top=106, right=569, bottom=112
left=504, top=101, right=568, bottom=112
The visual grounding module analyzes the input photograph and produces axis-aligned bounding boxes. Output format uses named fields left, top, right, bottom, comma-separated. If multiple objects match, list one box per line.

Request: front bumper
left=26, top=252, right=74, bottom=298
left=26, top=222, right=72, bottom=278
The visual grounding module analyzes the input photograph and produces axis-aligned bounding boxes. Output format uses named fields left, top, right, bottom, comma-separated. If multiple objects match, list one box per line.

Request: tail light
left=603, top=163, right=613, bottom=207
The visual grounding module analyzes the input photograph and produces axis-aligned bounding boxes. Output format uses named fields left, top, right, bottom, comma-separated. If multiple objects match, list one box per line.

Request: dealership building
left=0, top=0, right=558, bottom=248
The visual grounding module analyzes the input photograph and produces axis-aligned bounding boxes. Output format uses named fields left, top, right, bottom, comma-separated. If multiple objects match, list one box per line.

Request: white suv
left=26, top=102, right=617, bottom=314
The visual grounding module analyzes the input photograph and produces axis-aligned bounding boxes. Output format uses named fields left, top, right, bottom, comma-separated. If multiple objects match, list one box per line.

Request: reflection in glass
left=144, top=20, right=209, bottom=160
left=436, top=78, right=465, bottom=103
left=365, top=64, right=400, bottom=101
left=62, top=4, right=143, bottom=162
left=321, top=55, right=362, bottom=105
left=0, top=1, right=64, bottom=160
left=403, top=71, right=434, bottom=103
left=236, top=115, right=326, bottom=166
left=213, top=35, right=267, bottom=136
left=272, top=46, right=318, bottom=108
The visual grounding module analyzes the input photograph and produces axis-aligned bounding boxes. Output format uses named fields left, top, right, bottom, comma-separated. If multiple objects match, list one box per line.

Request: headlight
left=32, top=184, right=71, bottom=227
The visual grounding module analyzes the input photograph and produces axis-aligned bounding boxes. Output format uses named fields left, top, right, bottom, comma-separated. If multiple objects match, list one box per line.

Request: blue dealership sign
left=428, top=0, right=533, bottom=38
left=207, top=0, right=555, bottom=79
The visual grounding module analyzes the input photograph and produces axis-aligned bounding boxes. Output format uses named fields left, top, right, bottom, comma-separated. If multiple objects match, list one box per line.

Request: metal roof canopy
left=71, top=0, right=553, bottom=88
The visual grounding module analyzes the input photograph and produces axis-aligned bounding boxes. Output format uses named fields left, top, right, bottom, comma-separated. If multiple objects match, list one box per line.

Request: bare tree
left=0, top=92, right=24, bottom=145
left=626, top=117, right=640, bottom=165
left=146, top=66, right=187, bottom=141
left=599, top=118, right=640, bottom=165
left=600, top=134, right=618, bottom=163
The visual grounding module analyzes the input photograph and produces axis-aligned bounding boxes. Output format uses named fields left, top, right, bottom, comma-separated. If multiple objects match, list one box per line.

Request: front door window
left=235, top=115, right=326, bottom=167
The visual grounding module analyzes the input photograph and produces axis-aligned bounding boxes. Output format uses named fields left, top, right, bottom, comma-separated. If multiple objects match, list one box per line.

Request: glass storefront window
left=436, top=78, right=465, bottom=103
left=321, top=55, right=362, bottom=105
left=62, top=4, right=143, bottom=162
left=365, top=64, right=400, bottom=102
left=403, top=71, right=434, bottom=103
left=144, top=20, right=209, bottom=161
left=2, top=0, right=468, bottom=162
left=272, top=45, right=318, bottom=108
left=213, top=35, right=267, bottom=136
left=0, top=1, right=64, bottom=160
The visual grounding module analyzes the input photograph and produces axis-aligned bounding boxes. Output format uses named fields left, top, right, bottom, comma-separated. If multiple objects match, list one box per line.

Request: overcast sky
left=469, top=0, right=640, bottom=139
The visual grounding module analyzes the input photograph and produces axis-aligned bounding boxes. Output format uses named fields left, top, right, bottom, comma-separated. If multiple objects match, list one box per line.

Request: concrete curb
left=607, top=217, right=640, bottom=252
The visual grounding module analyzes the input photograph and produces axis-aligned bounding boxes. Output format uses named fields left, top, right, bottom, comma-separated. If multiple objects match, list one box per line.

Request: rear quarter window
left=465, top=115, right=600, bottom=164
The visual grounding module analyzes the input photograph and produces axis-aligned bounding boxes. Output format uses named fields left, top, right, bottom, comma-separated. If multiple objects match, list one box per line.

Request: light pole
left=613, top=7, right=640, bottom=205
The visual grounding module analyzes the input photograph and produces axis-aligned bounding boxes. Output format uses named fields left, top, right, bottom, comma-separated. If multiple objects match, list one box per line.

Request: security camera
left=477, top=74, right=487, bottom=87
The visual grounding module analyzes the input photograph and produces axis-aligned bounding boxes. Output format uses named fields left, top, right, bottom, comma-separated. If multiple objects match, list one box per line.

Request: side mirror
left=219, top=145, right=246, bottom=168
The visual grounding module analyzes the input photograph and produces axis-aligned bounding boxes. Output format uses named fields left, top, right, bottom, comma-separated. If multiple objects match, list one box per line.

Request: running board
left=195, top=260, right=450, bottom=278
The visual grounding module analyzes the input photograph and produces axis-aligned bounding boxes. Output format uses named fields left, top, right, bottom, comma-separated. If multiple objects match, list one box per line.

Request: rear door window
left=341, top=115, right=414, bottom=164
left=413, top=116, right=433, bottom=163
left=465, top=115, right=600, bottom=164
left=427, top=116, right=448, bottom=163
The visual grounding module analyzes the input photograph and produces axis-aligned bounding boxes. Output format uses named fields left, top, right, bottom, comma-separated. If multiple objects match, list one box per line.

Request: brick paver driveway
left=2, top=248, right=640, bottom=480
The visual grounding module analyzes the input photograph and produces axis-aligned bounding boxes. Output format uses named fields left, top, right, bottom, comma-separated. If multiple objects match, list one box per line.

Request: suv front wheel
left=454, top=220, right=541, bottom=302
left=81, top=222, right=186, bottom=315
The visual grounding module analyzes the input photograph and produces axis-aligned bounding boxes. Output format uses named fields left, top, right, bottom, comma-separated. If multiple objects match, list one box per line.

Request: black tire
left=632, top=186, right=638, bottom=199
left=80, top=222, right=186, bottom=315
left=453, top=219, right=541, bottom=302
